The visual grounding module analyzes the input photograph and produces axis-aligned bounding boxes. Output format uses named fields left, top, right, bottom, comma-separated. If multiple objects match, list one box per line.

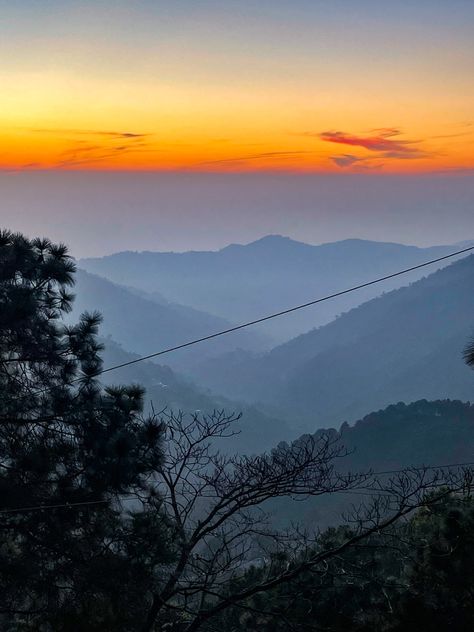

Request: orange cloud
left=319, top=128, right=427, bottom=158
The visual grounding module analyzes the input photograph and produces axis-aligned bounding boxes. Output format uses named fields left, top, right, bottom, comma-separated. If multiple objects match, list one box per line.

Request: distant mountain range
left=189, top=254, right=474, bottom=432
left=80, top=236, right=462, bottom=342
left=71, top=269, right=271, bottom=371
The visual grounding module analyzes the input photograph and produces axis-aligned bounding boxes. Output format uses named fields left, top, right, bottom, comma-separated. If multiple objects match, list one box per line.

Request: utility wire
left=1, top=245, right=474, bottom=514
left=95, top=245, right=474, bottom=378
left=3, top=244, right=474, bottom=409
left=2, top=460, right=474, bottom=516
left=19, top=244, right=473, bottom=401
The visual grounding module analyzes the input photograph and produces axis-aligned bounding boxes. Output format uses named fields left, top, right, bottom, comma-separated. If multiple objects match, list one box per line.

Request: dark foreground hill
left=269, top=398, right=474, bottom=528
left=80, top=237, right=459, bottom=342
left=191, top=255, right=474, bottom=432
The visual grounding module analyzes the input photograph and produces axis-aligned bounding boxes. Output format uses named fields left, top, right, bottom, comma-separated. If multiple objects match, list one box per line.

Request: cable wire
left=20, top=244, right=474, bottom=401
left=96, top=245, right=474, bottom=377
left=3, top=244, right=473, bottom=412
left=1, top=460, right=474, bottom=515
left=1, top=245, right=474, bottom=515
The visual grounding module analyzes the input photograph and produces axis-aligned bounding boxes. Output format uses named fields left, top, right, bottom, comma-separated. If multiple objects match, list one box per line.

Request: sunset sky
left=2, top=0, right=474, bottom=174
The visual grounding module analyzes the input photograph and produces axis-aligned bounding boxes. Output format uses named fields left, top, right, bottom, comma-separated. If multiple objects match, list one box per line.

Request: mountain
left=269, top=399, right=474, bottom=528
left=190, top=255, right=474, bottom=432
left=79, top=237, right=461, bottom=342
left=98, top=337, right=292, bottom=454
left=71, top=269, right=270, bottom=371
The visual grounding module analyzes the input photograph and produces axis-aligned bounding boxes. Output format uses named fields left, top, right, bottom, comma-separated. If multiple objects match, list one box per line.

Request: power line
left=2, top=460, right=474, bottom=516
left=367, top=460, right=474, bottom=477
left=0, top=498, right=119, bottom=515
left=1, top=248, right=473, bottom=515
left=19, top=244, right=472, bottom=402
left=3, top=243, right=473, bottom=409
left=95, top=245, right=474, bottom=377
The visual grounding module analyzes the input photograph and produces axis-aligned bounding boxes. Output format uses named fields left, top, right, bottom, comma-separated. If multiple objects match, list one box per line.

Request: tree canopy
left=0, top=230, right=171, bottom=630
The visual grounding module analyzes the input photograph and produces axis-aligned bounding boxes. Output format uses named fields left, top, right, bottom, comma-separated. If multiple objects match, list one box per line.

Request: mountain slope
left=191, top=255, right=474, bottom=432
left=270, top=399, right=474, bottom=528
left=80, top=237, right=459, bottom=342
left=71, top=269, right=270, bottom=370
left=98, top=338, right=291, bottom=454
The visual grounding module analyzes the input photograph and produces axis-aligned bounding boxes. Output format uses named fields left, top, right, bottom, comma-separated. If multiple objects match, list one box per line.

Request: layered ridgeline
left=270, top=399, right=474, bottom=528
left=80, top=237, right=460, bottom=342
left=98, top=337, right=291, bottom=454
left=191, top=254, right=474, bottom=432
left=71, top=269, right=271, bottom=370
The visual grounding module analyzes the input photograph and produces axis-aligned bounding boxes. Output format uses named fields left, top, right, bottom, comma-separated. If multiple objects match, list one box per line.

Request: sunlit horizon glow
left=1, top=1, right=473, bottom=173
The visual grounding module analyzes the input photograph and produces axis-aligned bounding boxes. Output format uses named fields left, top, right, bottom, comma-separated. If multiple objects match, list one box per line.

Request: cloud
left=305, top=127, right=436, bottom=168
left=51, top=132, right=153, bottom=168
left=319, top=128, right=425, bottom=157
left=20, top=127, right=157, bottom=167
left=198, top=150, right=312, bottom=167
left=32, top=128, right=150, bottom=139
left=331, top=154, right=365, bottom=167
left=57, top=144, right=142, bottom=167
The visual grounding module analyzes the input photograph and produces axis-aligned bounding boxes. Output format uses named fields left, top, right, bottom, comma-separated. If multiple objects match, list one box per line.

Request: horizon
left=79, top=233, right=468, bottom=259
left=2, top=170, right=473, bottom=257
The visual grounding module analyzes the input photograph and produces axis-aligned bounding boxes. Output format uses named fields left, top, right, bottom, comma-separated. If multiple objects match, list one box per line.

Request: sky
left=2, top=172, right=473, bottom=257
left=1, top=1, right=473, bottom=256
left=1, top=0, right=473, bottom=174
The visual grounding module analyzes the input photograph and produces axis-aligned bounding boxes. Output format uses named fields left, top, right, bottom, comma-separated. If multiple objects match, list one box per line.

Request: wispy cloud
left=197, top=150, right=313, bottom=167
left=31, top=128, right=150, bottom=139
left=27, top=128, right=153, bottom=167
left=304, top=127, right=435, bottom=168
left=319, top=128, right=425, bottom=157
left=330, top=154, right=365, bottom=168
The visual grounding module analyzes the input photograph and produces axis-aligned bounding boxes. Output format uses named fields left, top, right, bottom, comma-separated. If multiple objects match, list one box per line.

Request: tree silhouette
left=464, top=338, right=474, bottom=368
left=142, top=410, right=469, bottom=631
left=0, top=230, right=171, bottom=630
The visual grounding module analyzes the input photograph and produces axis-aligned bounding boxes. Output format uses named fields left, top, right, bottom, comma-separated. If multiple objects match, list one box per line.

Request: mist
left=1, top=171, right=473, bottom=257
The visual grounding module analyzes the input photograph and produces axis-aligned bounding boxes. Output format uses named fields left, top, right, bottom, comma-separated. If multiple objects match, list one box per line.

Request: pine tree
left=0, top=230, right=172, bottom=630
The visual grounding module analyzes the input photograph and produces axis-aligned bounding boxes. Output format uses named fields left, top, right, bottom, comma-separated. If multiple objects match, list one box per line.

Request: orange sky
left=1, top=2, right=473, bottom=173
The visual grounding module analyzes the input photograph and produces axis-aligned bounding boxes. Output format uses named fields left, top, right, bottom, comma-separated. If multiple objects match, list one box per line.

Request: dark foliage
left=0, top=230, right=172, bottom=630
left=210, top=492, right=474, bottom=632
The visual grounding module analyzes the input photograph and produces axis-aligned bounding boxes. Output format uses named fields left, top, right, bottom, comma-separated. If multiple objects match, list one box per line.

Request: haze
left=2, top=171, right=473, bottom=257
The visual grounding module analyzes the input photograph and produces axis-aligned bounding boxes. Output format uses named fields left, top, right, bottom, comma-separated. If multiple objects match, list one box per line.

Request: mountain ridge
left=189, top=254, right=474, bottom=431
left=80, top=237, right=462, bottom=342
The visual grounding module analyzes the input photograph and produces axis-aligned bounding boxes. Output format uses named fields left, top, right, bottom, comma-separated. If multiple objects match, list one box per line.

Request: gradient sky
left=1, top=0, right=474, bottom=173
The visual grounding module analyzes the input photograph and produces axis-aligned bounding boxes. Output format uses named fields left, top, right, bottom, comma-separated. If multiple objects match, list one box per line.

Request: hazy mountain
left=99, top=337, right=292, bottom=454
left=79, top=237, right=461, bottom=342
left=190, top=255, right=474, bottom=432
left=270, top=399, right=474, bottom=528
left=71, top=269, right=271, bottom=371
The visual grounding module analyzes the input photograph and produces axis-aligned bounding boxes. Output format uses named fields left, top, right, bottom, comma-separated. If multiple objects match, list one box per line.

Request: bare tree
left=141, top=410, right=471, bottom=631
left=464, top=338, right=474, bottom=367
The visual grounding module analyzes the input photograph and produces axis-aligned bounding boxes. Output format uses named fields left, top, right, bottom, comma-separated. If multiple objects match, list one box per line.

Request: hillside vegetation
left=192, top=255, right=474, bottom=431
left=270, top=398, right=474, bottom=527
